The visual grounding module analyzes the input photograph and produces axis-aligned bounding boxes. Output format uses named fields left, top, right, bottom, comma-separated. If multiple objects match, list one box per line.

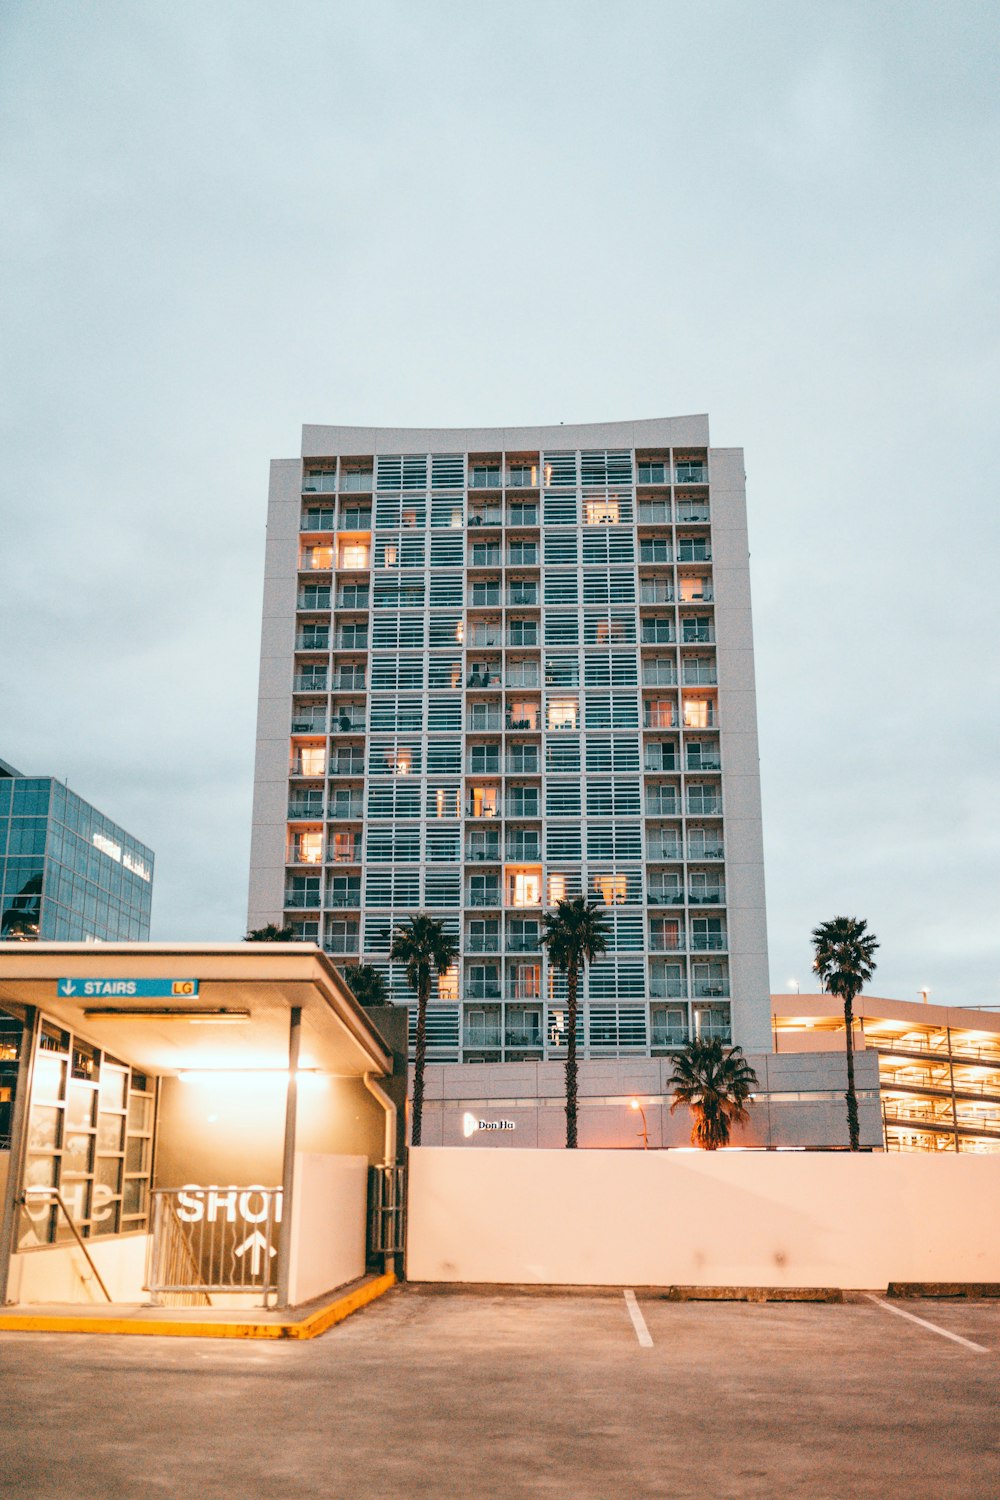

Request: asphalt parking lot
left=1, top=1287, right=998, bottom=1499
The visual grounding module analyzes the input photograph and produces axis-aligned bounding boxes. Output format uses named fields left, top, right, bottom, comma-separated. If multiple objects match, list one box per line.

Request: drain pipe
left=364, top=1072, right=400, bottom=1279
left=364, top=1072, right=397, bottom=1165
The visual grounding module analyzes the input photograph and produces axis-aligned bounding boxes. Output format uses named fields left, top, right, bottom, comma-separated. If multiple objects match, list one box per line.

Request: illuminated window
left=298, top=831, right=323, bottom=864
left=678, top=576, right=709, bottom=601
left=509, top=870, right=542, bottom=907
left=595, top=874, right=627, bottom=905
left=338, top=543, right=369, bottom=569
left=683, top=699, right=710, bottom=729
left=455, top=621, right=465, bottom=644
left=438, top=966, right=459, bottom=1002
left=547, top=698, right=578, bottom=730
left=298, top=746, right=325, bottom=777
left=585, top=498, right=620, bottom=525
left=331, top=832, right=355, bottom=863
left=308, top=546, right=333, bottom=570
left=508, top=701, right=538, bottom=730
left=471, top=787, right=498, bottom=818
left=547, top=874, right=567, bottom=905
left=450, top=508, right=463, bottom=528
left=383, top=544, right=398, bottom=567
left=647, top=700, right=675, bottom=729
left=389, top=749, right=413, bottom=775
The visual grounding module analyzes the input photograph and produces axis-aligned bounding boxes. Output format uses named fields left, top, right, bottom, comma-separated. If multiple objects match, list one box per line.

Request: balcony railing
left=505, top=1028, right=543, bottom=1048
left=691, top=933, right=727, bottom=951
left=470, top=590, right=501, bottom=608
left=288, top=799, right=324, bottom=818
left=464, top=1027, right=502, bottom=1049
left=651, top=1024, right=689, bottom=1046
left=331, top=717, right=365, bottom=735
left=328, top=843, right=362, bottom=864
left=466, top=890, right=501, bottom=907
left=285, top=890, right=320, bottom=908
left=506, top=757, right=540, bottom=775
left=688, top=842, right=724, bottom=860
left=465, top=934, right=500, bottom=952
left=639, top=583, right=674, bottom=604
left=506, top=713, right=539, bottom=732
left=648, top=887, right=684, bottom=905
left=642, top=666, right=678, bottom=686
left=467, top=713, right=502, bottom=732
left=330, top=757, right=365, bottom=776
left=681, top=665, right=717, bottom=686
left=686, top=755, right=721, bottom=772
left=687, top=796, right=723, bottom=816
left=676, top=502, right=710, bottom=522
left=689, top=888, right=725, bottom=905
left=323, top=934, right=360, bottom=955
left=506, top=935, right=541, bottom=953
left=291, top=713, right=327, bottom=734
left=649, top=931, right=686, bottom=952
left=692, top=981, right=729, bottom=998
left=465, top=985, right=501, bottom=1001
left=329, top=797, right=363, bottom=819
left=507, top=587, right=539, bottom=606
left=294, top=673, right=328, bottom=692
left=325, top=890, right=362, bottom=910
left=675, top=464, right=706, bottom=483
left=467, top=670, right=502, bottom=688
left=466, top=847, right=500, bottom=863
left=677, top=545, right=711, bottom=563
left=296, top=632, right=330, bottom=651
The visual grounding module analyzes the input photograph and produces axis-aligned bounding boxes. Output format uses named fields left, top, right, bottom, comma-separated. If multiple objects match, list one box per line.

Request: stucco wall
left=8, top=1233, right=150, bottom=1305
left=406, top=1149, right=1000, bottom=1289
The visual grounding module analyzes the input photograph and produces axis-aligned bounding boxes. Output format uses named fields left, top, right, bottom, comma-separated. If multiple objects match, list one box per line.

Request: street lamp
left=629, top=1098, right=649, bottom=1150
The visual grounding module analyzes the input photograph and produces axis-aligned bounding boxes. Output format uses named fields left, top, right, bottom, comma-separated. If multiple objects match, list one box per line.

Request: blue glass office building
left=0, top=759, right=154, bottom=941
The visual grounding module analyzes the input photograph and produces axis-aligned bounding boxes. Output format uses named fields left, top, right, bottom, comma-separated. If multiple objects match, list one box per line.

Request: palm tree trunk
left=565, top=964, right=578, bottom=1149
left=412, top=979, right=429, bottom=1147
left=843, top=995, right=860, bottom=1151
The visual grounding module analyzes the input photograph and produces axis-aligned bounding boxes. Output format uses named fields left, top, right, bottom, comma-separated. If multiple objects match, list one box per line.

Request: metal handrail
left=21, top=1188, right=112, bottom=1302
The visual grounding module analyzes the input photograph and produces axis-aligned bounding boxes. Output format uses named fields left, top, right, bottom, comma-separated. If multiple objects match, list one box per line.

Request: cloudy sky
left=1, top=1, right=998, bottom=1004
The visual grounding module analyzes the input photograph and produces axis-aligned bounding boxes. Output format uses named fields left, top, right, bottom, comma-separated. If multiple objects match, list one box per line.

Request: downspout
left=364, top=1071, right=397, bottom=1165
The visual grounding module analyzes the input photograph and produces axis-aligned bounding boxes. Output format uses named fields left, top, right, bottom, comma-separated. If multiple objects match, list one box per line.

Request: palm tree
left=811, top=916, right=879, bottom=1151
left=541, top=897, right=609, bottom=1148
left=342, top=964, right=390, bottom=1007
left=389, top=914, right=458, bottom=1147
left=669, top=1037, right=759, bottom=1149
left=245, top=923, right=295, bottom=941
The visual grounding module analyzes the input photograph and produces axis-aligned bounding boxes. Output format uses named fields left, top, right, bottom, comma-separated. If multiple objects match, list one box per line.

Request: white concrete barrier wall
left=406, top=1149, right=1000, bottom=1290
left=8, top=1233, right=150, bottom=1305
left=287, top=1152, right=368, bottom=1305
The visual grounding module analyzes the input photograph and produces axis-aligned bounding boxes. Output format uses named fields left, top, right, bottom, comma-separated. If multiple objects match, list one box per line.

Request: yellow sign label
left=172, top=981, right=196, bottom=996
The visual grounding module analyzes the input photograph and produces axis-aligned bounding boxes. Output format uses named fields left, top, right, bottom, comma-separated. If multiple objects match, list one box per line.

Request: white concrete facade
left=407, top=1149, right=1000, bottom=1289
left=249, top=418, right=772, bottom=1063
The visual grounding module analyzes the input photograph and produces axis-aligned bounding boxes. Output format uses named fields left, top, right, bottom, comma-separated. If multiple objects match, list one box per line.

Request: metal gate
left=369, top=1164, right=406, bottom=1257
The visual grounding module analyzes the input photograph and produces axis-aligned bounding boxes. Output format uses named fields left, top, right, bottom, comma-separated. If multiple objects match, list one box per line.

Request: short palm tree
left=541, top=897, right=609, bottom=1148
left=390, top=914, right=458, bottom=1146
left=811, top=916, right=879, bottom=1151
left=669, top=1037, right=759, bottom=1149
left=245, top=923, right=295, bottom=942
left=342, top=964, right=390, bottom=1007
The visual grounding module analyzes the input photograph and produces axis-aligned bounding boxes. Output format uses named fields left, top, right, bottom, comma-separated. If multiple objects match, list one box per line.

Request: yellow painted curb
left=0, top=1271, right=396, bottom=1340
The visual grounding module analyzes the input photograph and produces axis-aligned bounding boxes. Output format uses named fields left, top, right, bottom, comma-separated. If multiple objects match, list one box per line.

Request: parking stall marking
left=624, top=1290, right=654, bottom=1348
left=865, top=1295, right=991, bottom=1354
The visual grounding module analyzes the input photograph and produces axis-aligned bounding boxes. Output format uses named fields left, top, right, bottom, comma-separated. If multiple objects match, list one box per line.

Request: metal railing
left=369, top=1165, right=406, bottom=1257
left=21, top=1188, right=112, bottom=1302
left=146, top=1187, right=282, bottom=1308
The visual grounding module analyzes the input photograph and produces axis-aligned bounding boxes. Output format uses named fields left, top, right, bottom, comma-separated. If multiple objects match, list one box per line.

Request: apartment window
left=507, top=743, right=539, bottom=773
left=544, top=613, right=579, bottom=646
left=325, top=920, right=359, bottom=954
left=593, top=874, right=627, bottom=906
left=469, top=745, right=500, bottom=774
left=470, top=464, right=500, bottom=488
left=546, top=697, right=578, bottom=731
left=470, top=786, right=498, bottom=818
left=508, top=462, right=538, bottom=487
left=330, top=831, right=358, bottom=863
left=286, top=875, right=321, bottom=907
left=650, top=916, right=683, bottom=951
left=543, top=452, right=577, bottom=487
left=545, top=656, right=579, bottom=687
left=544, top=574, right=579, bottom=604
left=295, top=830, right=323, bottom=864
left=545, top=826, right=582, bottom=861
left=437, top=965, right=460, bottom=1002
left=295, top=745, right=326, bottom=777
left=546, top=739, right=581, bottom=773
left=683, top=699, right=711, bottom=729
left=303, top=468, right=336, bottom=493
left=468, top=874, right=500, bottom=907
left=467, top=829, right=500, bottom=861
left=508, top=964, right=541, bottom=1000
left=680, top=617, right=713, bottom=644
left=587, top=824, right=642, bottom=860
left=546, top=784, right=581, bottom=817
left=338, top=542, right=370, bottom=570
left=429, top=785, right=461, bottom=819
left=508, top=618, right=538, bottom=647
left=507, top=918, right=540, bottom=952
left=506, top=829, right=541, bottom=860
left=326, top=875, right=361, bottom=909
left=639, top=539, right=672, bottom=564
left=507, top=870, right=542, bottom=907
left=638, top=462, right=667, bottom=484
left=506, top=786, right=539, bottom=817
left=642, top=617, right=675, bottom=645
left=691, top=918, right=725, bottom=951
left=508, top=541, right=538, bottom=566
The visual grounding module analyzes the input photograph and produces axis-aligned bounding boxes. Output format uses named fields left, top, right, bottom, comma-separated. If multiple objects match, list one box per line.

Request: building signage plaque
left=57, top=978, right=200, bottom=999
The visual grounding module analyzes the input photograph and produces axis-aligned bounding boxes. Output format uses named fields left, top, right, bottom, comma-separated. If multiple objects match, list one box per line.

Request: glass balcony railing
left=691, top=932, right=727, bottom=952
left=464, top=1027, right=502, bottom=1048
left=505, top=1028, right=543, bottom=1049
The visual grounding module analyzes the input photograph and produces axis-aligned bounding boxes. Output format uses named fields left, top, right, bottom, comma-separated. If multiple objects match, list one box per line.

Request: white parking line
left=865, top=1295, right=990, bottom=1353
left=624, top=1289, right=654, bottom=1348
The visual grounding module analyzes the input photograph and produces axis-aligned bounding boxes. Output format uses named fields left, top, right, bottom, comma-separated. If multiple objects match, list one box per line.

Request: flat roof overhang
left=0, top=943, right=392, bottom=1079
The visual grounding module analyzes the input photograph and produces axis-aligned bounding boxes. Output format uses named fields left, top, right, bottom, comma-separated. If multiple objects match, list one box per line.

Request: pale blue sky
left=1, top=1, right=998, bottom=1003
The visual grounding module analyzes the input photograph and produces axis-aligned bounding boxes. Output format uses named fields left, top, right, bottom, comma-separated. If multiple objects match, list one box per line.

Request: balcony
left=340, top=471, right=373, bottom=492
left=506, top=753, right=540, bottom=775
left=676, top=501, right=710, bottom=523
left=648, top=884, right=684, bottom=906
left=330, top=755, right=365, bottom=777
left=506, top=466, right=538, bottom=488
left=336, top=631, right=368, bottom=650
left=296, top=629, right=330, bottom=651
left=688, top=887, right=726, bottom=905
left=505, top=1026, right=543, bottom=1049
left=294, top=671, right=328, bottom=693
left=507, top=585, right=538, bottom=606
left=466, top=888, right=501, bottom=908
left=506, top=841, right=541, bottom=863
left=639, top=583, right=674, bottom=604
left=506, top=666, right=540, bottom=689
left=506, top=709, right=540, bottom=732
left=649, top=928, right=686, bottom=953
left=678, top=584, right=714, bottom=604
left=650, top=979, right=687, bottom=1000
left=331, top=714, right=365, bottom=735
left=675, top=463, right=706, bottom=484
left=692, top=980, right=729, bottom=999
left=465, top=932, right=500, bottom=953
left=691, top=931, right=727, bottom=952
left=323, top=932, right=360, bottom=955
left=644, top=708, right=677, bottom=731
left=506, top=934, right=541, bottom=953
left=468, top=628, right=502, bottom=649
left=680, top=623, right=714, bottom=645
left=687, top=794, right=723, bottom=817
left=507, top=504, right=539, bottom=526
left=637, top=463, right=669, bottom=485
left=302, top=471, right=337, bottom=494
left=337, top=589, right=370, bottom=609
left=686, top=753, right=721, bottom=773
left=467, top=667, right=502, bottom=689
left=508, top=627, right=539, bottom=648
left=465, top=982, right=502, bottom=1001
left=645, top=789, right=679, bottom=814
left=681, top=663, right=717, bottom=686
left=466, top=843, right=500, bottom=863
left=285, top=889, right=320, bottom=909
left=328, top=794, right=363, bottom=819
left=470, top=586, right=501, bottom=608
left=291, top=710, right=327, bottom=734
left=651, top=1021, right=689, bottom=1047
left=677, top=543, right=712, bottom=564
left=642, top=665, right=678, bottom=688
left=328, top=838, right=362, bottom=865
left=641, top=624, right=676, bottom=645
left=464, top=1025, right=502, bottom=1049
left=325, top=887, right=362, bottom=910
left=467, top=710, right=502, bottom=732
left=469, top=468, right=501, bottom=491
left=298, top=587, right=331, bottom=610
left=288, top=797, right=324, bottom=818
left=291, top=753, right=326, bottom=778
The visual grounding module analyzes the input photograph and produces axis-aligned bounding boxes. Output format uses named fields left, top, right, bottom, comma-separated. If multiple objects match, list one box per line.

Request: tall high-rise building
left=249, top=417, right=771, bottom=1065
left=0, top=757, right=154, bottom=941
